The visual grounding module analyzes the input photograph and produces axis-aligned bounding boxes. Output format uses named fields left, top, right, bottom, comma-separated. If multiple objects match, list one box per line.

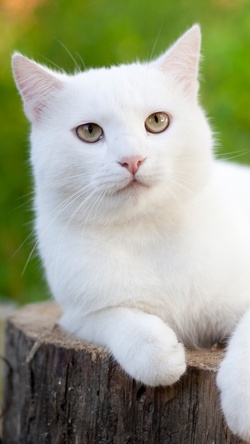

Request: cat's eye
left=145, top=112, right=170, bottom=134
left=76, top=123, right=104, bottom=143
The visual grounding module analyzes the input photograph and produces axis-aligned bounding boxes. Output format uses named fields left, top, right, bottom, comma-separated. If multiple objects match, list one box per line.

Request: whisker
left=38, top=55, right=65, bottom=72
left=21, top=241, right=38, bottom=277
left=217, top=149, right=250, bottom=162
left=149, top=20, right=165, bottom=61
left=10, top=198, right=33, bottom=213
left=75, top=52, right=86, bottom=70
left=9, top=229, right=35, bottom=262
left=53, top=184, right=107, bottom=278
left=80, top=186, right=107, bottom=232
left=168, top=186, right=189, bottom=222
left=53, top=39, right=81, bottom=73
left=20, top=183, right=100, bottom=275
left=91, top=190, right=107, bottom=225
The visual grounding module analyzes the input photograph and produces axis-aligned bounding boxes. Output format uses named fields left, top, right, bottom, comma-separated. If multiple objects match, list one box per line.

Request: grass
left=1, top=0, right=250, bottom=306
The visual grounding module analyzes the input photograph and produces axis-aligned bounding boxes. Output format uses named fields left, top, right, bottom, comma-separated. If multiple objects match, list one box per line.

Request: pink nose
left=118, top=156, right=146, bottom=175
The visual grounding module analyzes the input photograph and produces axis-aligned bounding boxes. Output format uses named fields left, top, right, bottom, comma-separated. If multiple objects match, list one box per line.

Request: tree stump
left=1, top=302, right=244, bottom=444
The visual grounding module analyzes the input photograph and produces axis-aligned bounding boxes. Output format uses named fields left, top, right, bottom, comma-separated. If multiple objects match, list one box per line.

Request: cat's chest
left=82, top=230, right=195, bottom=305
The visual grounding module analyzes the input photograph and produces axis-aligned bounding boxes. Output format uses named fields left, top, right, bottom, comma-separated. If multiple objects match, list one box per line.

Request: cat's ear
left=12, top=53, right=64, bottom=122
left=154, top=25, right=201, bottom=98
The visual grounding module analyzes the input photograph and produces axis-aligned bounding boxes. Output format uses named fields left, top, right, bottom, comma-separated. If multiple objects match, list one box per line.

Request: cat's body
left=40, top=160, right=250, bottom=348
left=12, top=25, right=250, bottom=441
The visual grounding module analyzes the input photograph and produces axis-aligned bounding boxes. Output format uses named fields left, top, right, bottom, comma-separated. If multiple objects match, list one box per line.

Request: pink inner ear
left=12, top=54, right=62, bottom=122
left=33, top=103, right=47, bottom=121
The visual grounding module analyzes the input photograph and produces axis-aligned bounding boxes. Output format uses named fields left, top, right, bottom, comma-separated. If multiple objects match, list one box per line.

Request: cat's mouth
left=117, top=178, right=149, bottom=193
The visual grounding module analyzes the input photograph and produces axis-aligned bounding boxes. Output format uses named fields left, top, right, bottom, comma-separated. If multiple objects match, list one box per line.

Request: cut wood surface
left=1, top=302, right=246, bottom=444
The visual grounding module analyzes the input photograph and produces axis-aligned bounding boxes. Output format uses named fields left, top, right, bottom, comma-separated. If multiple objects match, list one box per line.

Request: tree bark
left=1, top=302, right=245, bottom=444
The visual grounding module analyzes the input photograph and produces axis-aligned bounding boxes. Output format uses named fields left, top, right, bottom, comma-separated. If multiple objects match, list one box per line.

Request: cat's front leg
left=60, top=307, right=186, bottom=387
left=216, top=308, right=250, bottom=443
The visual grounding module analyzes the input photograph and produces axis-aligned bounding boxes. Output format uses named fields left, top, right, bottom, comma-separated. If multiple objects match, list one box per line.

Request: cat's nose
left=118, top=156, right=146, bottom=175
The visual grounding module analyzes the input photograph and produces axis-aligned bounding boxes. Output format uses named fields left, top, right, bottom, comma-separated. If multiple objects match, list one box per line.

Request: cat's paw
left=112, top=314, right=186, bottom=386
left=217, top=358, right=250, bottom=443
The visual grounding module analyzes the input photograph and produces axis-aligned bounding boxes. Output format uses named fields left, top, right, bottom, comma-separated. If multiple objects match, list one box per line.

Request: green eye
left=145, top=112, right=170, bottom=134
left=76, top=123, right=104, bottom=143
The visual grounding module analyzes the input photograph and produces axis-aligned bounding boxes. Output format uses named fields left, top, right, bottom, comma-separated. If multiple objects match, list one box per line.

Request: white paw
left=112, top=314, right=186, bottom=386
left=217, top=359, right=250, bottom=443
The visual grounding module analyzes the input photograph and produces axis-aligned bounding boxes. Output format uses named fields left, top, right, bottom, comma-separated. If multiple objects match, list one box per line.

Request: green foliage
left=1, top=0, right=250, bottom=304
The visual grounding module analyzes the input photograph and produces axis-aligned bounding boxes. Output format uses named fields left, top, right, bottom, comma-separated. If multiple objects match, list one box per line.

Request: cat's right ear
left=12, top=53, right=64, bottom=122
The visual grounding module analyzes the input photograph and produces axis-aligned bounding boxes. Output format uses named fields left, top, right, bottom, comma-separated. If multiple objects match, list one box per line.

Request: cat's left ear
left=154, top=25, right=201, bottom=99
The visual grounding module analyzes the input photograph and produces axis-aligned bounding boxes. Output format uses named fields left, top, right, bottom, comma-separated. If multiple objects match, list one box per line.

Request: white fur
left=12, top=25, right=250, bottom=441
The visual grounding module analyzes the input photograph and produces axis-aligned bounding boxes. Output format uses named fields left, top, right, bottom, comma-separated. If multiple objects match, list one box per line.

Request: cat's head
left=12, top=25, right=213, bottom=226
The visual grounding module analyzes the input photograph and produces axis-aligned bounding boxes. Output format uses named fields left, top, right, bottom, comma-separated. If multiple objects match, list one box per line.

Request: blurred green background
left=0, top=0, right=250, bottom=306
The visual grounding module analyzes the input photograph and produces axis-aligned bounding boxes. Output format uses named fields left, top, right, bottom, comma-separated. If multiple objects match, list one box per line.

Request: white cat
left=12, top=25, right=250, bottom=441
